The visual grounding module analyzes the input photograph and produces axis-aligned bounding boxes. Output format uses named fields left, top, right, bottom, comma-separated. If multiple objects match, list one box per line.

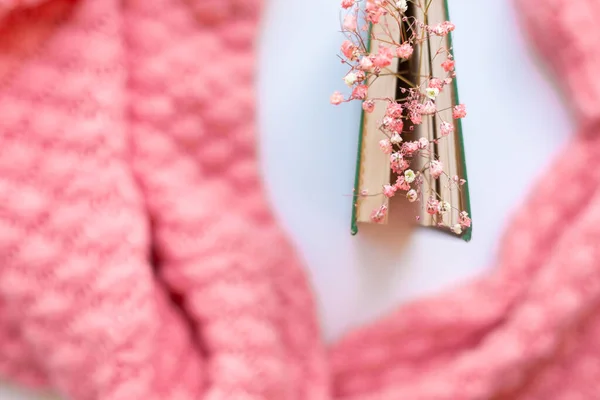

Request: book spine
left=443, top=0, right=472, bottom=241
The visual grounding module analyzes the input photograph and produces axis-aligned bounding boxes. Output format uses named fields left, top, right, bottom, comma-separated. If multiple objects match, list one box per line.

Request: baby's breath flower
left=453, top=104, right=467, bottom=119
left=396, top=0, right=408, bottom=13
left=426, top=87, right=440, bottom=100
left=406, top=189, right=418, bottom=202
left=330, top=91, right=344, bottom=105
left=344, top=72, right=358, bottom=86
left=383, top=184, right=397, bottom=198
left=370, top=204, right=388, bottom=223
left=459, top=211, right=472, bottom=228
left=396, top=43, right=413, bottom=59
left=420, top=101, right=436, bottom=115
left=390, top=152, right=402, bottom=162
left=438, top=201, right=450, bottom=214
left=430, top=160, right=444, bottom=179
left=390, top=133, right=403, bottom=144
left=379, top=139, right=392, bottom=154
left=440, top=121, right=454, bottom=137
left=426, top=198, right=439, bottom=215
left=452, top=224, right=463, bottom=235
left=341, top=0, right=355, bottom=9
left=442, top=59, right=455, bottom=72
left=343, top=14, right=358, bottom=31
left=360, top=57, right=373, bottom=71
left=332, top=1, right=470, bottom=232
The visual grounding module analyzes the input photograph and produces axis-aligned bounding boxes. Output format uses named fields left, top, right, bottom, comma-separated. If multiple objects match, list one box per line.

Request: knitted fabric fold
left=0, top=0, right=598, bottom=399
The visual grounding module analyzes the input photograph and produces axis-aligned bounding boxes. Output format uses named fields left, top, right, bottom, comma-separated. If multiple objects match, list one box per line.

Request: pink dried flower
left=392, top=158, right=410, bottom=173
left=366, top=0, right=384, bottom=23
left=418, top=137, right=429, bottom=149
left=442, top=59, right=455, bottom=72
left=460, top=179, right=467, bottom=185
left=432, top=21, right=455, bottom=36
left=396, top=43, right=413, bottom=59
left=430, top=160, right=443, bottom=178
left=406, top=189, right=418, bottom=202
left=351, top=84, right=368, bottom=100
left=386, top=103, right=403, bottom=118
left=362, top=100, right=375, bottom=113
left=330, top=91, right=344, bottom=105
left=370, top=204, right=388, bottom=223
left=372, top=46, right=394, bottom=68
left=390, top=152, right=402, bottom=163
left=383, top=184, right=397, bottom=198
left=395, top=175, right=410, bottom=191
left=390, top=133, right=402, bottom=144
left=359, top=57, right=373, bottom=71
left=420, top=101, right=437, bottom=115
left=453, top=104, right=467, bottom=119
left=402, top=141, right=419, bottom=156
left=343, top=14, right=358, bottom=31
left=341, top=40, right=357, bottom=60
left=410, top=111, right=422, bottom=125
left=360, top=189, right=369, bottom=197
left=426, top=197, right=439, bottom=215
left=459, top=211, right=472, bottom=228
left=384, top=117, right=404, bottom=134
left=440, top=121, right=454, bottom=137
left=379, top=139, right=392, bottom=154
left=428, top=78, right=444, bottom=90
left=341, top=0, right=355, bottom=9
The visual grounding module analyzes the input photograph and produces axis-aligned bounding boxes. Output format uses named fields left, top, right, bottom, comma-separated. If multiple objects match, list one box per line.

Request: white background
left=1, top=0, right=570, bottom=398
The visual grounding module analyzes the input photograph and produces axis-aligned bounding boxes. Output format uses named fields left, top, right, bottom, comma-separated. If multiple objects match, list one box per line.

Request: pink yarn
left=0, top=0, right=598, bottom=399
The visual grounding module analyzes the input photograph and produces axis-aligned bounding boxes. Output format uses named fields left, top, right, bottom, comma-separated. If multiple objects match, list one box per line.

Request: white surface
left=259, top=0, right=569, bottom=342
left=3, top=0, right=570, bottom=398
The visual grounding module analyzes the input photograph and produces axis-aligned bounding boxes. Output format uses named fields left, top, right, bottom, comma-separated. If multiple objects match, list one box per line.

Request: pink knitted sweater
left=0, top=0, right=598, bottom=399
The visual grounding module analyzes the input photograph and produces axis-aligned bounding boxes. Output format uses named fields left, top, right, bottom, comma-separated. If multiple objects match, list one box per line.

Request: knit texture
left=0, top=0, right=597, bottom=399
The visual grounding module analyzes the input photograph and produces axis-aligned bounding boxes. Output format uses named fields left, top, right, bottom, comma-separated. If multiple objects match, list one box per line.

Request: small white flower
left=425, top=87, right=440, bottom=100
left=344, top=72, right=358, bottom=86
left=396, top=0, right=408, bottom=12
left=390, top=133, right=403, bottom=144
left=452, top=224, right=462, bottom=235
left=404, top=169, right=416, bottom=184
left=406, top=189, right=418, bottom=202
left=438, top=201, right=450, bottom=214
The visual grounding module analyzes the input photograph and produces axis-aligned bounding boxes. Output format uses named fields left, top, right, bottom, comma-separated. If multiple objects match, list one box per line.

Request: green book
left=350, top=0, right=472, bottom=241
